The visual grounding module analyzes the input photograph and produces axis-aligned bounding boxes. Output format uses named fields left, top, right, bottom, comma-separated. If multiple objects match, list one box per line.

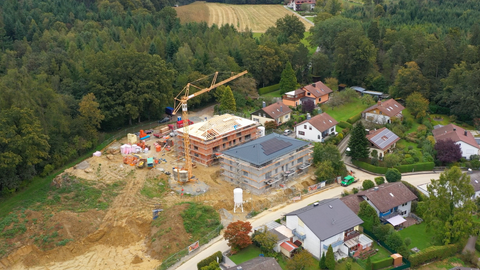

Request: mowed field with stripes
left=175, top=2, right=312, bottom=32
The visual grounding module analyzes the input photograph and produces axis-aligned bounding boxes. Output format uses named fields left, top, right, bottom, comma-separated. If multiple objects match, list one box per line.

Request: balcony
left=282, top=170, right=296, bottom=178
left=292, top=229, right=306, bottom=241
left=344, top=231, right=361, bottom=242
left=297, top=163, right=311, bottom=170
left=323, top=239, right=344, bottom=250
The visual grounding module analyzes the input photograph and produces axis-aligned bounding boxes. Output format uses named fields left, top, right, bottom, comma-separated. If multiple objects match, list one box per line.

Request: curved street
left=173, top=168, right=440, bottom=270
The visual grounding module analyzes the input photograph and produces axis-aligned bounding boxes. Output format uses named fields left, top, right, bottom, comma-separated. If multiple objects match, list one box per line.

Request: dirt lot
left=175, top=2, right=312, bottom=32
left=1, top=106, right=314, bottom=269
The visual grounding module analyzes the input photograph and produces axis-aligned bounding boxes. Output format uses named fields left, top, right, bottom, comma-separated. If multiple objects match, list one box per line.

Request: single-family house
left=341, top=182, right=418, bottom=227
left=362, top=99, right=405, bottom=124
left=251, top=101, right=292, bottom=127
left=285, top=198, right=364, bottom=260
left=287, top=0, right=315, bottom=11
left=295, top=113, right=338, bottom=142
left=432, top=124, right=480, bottom=159
left=225, top=256, right=283, bottom=270
left=282, top=81, right=332, bottom=107
left=470, top=172, right=480, bottom=199
left=366, top=127, right=400, bottom=159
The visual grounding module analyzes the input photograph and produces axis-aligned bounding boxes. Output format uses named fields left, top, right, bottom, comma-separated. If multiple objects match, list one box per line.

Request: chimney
left=465, top=130, right=468, bottom=136
left=280, top=105, right=283, bottom=112
left=262, top=101, right=266, bottom=108
left=453, top=128, right=456, bottom=131
left=374, top=187, right=379, bottom=191
left=307, top=113, right=311, bottom=120
left=377, top=101, right=381, bottom=105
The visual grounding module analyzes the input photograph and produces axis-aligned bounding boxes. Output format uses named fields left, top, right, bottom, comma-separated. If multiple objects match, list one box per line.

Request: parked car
left=341, top=175, right=358, bottom=186
left=283, top=130, right=292, bottom=136
left=158, top=117, right=170, bottom=124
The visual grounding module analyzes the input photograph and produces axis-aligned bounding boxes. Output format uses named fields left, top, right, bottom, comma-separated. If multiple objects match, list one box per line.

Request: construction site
left=0, top=72, right=318, bottom=270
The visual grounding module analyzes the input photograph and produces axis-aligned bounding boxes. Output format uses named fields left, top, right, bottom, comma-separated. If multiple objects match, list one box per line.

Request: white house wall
left=397, top=201, right=412, bottom=217
left=251, top=114, right=273, bottom=126
left=295, top=122, right=336, bottom=143
left=365, top=112, right=390, bottom=124
left=457, top=141, right=480, bottom=159
left=286, top=215, right=321, bottom=259
left=320, top=232, right=345, bottom=257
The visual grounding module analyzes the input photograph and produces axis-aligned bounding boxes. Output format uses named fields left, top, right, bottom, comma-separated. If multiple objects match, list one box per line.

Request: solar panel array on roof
left=261, top=138, right=292, bottom=155
left=371, top=128, right=399, bottom=149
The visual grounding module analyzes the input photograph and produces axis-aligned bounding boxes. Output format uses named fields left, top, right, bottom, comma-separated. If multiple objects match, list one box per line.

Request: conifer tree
left=219, top=86, right=237, bottom=112
left=325, top=245, right=336, bottom=270
left=347, top=121, right=369, bottom=160
left=279, top=61, right=297, bottom=95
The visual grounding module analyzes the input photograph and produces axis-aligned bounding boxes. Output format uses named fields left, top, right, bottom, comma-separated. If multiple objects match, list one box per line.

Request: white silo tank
left=233, top=188, right=244, bottom=213
left=258, top=126, right=265, bottom=137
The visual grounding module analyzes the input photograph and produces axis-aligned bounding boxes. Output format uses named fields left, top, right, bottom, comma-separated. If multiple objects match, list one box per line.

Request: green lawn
left=277, top=253, right=320, bottom=270
left=229, top=245, right=263, bottom=265
left=357, top=241, right=392, bottom=264
left=415, top=256, right=466, bottom=270
left=397, top=139, right=418, bottom=150
left=430, top=114, right=474, bottom=130
left=397, top=223, right=435, bottom=251
left=473, top=215, right=480, bottom=223
left=402, top=108, right=421, bottom=134
left=263, top=89, right=283, bottom=98
left=322, top=98, right=369, bottom=123
left=337, top=258, right=364, bottom=270
left=305, top=16, right=315, bottom=23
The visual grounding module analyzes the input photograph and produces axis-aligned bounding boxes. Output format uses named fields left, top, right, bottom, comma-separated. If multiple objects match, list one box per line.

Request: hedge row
left=476, top=240, right=480, bottom=252
left=337, top=121, right=353, bottom=129
left=258, top=84, right=280, bottom=95
left=395, top=162, right=435, bottom=173
left=409, top=244, right=457, bottom=267
left=347, top=113, right=362, bottom=124
left=353, top=161, right=435, bottom=175
left=352, top=160, right=388, bottom=174
left=372, top=257, right=393, bottom=270
left=197, top=251, right=223, bottom=270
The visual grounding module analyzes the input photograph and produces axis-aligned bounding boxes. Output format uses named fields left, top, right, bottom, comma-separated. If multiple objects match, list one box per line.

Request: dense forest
left=1, top=0, right=480, bottom=193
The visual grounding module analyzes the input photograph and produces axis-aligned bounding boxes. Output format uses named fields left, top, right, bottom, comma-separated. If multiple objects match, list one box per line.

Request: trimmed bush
left=197, top=251, right=223, bottom=270
left=395, top=162, right=434, bottom=173
left=409, top=244, right=457, bottom=267
left=372, top=257, right=393, bottom=270
left=258, top=84, right=280, bottom=95
left=337, top=121, right=353, bottom=129
left=352, top=160, right=388, bottom=174
left=374, top=177, right=385, bottom=185
left=347, top=113, right=362, bottom=124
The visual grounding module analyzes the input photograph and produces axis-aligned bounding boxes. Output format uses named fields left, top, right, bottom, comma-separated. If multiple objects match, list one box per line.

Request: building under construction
left=220, top=133, right=313, bottom=194
left=175, top=114, right=261, bottom=166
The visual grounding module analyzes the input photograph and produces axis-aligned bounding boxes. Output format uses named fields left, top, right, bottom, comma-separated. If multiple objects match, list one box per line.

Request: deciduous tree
left=287, top=249, right=315, bottom=270
left=224, top=221, right=252, bottom=253
left=325, top=77, right=339, bottom=91
left=358, top=201, right=380, bottom=231
left=79, top=93, right=104, bottom=142
left=253, top=230, right=278, bottom=254
left=362, top=180, right=375, bottom=190
left=347, top=121, right=369, bottom=160
left=406, top=92, right=429, bottom=119
left=435, top=138, right=462, bottom=164
left=302, top=99, right=315, bottom=113
left=385, top=168, right=401, bottom=182
left=424, top=166, right=476, bottom=245
left=390, top=62, right=429, bottom=99
left=313, top=143, right=347, bottom=178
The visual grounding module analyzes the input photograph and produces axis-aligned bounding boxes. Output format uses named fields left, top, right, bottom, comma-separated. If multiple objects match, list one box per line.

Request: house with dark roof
left=282, top=81, right=332, bottom=107
left=285, top=198, right=365, bottom=260
left=220, top=133, right=313, bottom=194
left=470, top=172, right=480, bottom=199
left=432, top=124, right=480, bottom=160
left=251, top=101, right=292, bottom=127
left=366, top=127, right=400, bottom=159
left=295, top=113, right=338, bottom=142
left=341, top=182, right=417, bottom=226
left=225, top=256, right=282, bottom=270
left=362, top=99, right=405, bottom=124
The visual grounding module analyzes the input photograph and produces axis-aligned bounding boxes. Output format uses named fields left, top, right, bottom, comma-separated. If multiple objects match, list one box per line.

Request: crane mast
left=172, top=70, right=248, bottom=181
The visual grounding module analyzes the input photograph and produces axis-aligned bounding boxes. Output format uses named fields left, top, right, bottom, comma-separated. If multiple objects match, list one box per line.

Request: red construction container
left=156, top=145, right=161, bottom=152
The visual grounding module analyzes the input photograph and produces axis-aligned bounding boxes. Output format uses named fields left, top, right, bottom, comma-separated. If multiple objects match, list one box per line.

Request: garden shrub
left=409, top=244, right=457, bottom=267
left=197, top=251, right=223, bottom=270
left=258, top=84, right=280, bottom=95
left=374, top=177, right=385, bottom=185
left=338, top=121, right=353, bottom=129
left=352, top=160, right=388, bottom=174
left=475, top=240, right=480, bottom=252
left=347, top=113, right=362, bottom=124
left=372, top=257, right=393, bottom=270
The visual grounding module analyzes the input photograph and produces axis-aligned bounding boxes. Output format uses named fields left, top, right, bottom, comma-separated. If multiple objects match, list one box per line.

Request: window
left=243, top=171, right=248, bottom=176
left=244, top=180, right=248, bottom=183
left=223, top=137, right=228, bottom=142
left=275, top=162, right=280, bottom=166
left=233, top=139, right=236, bottom=144
left=309, top=127, right=312, bottom=130
left=223, top=143, right=226, bottom=148
left=229, top=141, right=232, bottom=146
left=253, top=118, right=259, bottom=122
left=298, top=131, right=305, bottom=135
left=318, top=135, right=320, bottom=139
left=194, top=146, right=198, bottom=150
left=239, top=138, right=242, bottom=142
left=213, top=146, right=219, bottom=152
left=298, top=157, right=303, bottom=164
left=307, top=92, right=311, bottom=96
left=237, top=132, right=241, bottom=137
left=230, top=166, right=233, bottom=171
left=245, top=134, right=251, bottom=140
left=380, top=111, right=383, bottom=115
left=275, top=168, right=278, bottom=173
left=285, top=115, right=289, bottom=119
left=265, top=172, right=271, bottom=179
left=289, top=156, right=294, bottom=160
left=194, top=153, right=199, bottom=157
left=304, top=125, right=307, bottom=129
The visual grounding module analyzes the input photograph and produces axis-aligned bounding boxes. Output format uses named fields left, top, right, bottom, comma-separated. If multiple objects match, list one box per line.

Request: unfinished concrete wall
left=220, top=145, right=313, bottom=194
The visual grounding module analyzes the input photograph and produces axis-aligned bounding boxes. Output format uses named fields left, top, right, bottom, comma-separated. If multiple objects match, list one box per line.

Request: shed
left=280, top=241, right=298, bottom=258
left=391, top=253, right=403, bottom=267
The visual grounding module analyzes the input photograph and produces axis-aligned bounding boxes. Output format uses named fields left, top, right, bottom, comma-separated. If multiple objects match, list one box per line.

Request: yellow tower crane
left=172, top=70, right=248, bottom=183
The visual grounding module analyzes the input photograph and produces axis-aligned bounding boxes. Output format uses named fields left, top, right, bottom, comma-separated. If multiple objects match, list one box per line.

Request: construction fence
left=158, top=224, right=223, bottom=270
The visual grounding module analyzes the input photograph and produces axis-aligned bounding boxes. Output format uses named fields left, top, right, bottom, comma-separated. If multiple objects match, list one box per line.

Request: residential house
left=287, top=0, right=315, bottom=11
left=225, top=257, right=283, bottom=270
left=251, top=101, right=292, bottom=127
left=351, top=86, right=385, bottom=98
left=285, top=198, right=364, bottom=260
left=220, top=133, right=312, bottom=194
left=366, top=127, right=400, bottom=159
left=282, top=81, right=333, bottom=107
left=253, top=221, right=294, bottom=253
left=432, top=124, right=480, bottom=159
left=362, top=99, right=405, bottom=124
left=295, top=113, right=338, bottom=142
left=418, top=171, right=480, bottom=200
left=341, top=182, right=418, bottom=227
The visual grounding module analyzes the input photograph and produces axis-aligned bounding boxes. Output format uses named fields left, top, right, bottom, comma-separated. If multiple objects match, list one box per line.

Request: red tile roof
left=297, top=113, right=338, bottom=132
left=262, top=102, right=292, bottom=119
left=363, top=99, right=405, bottom=118
left=294, top=0, right=315, bottom=4
left=432, top=124, right=480, bottom=149
left=356, top=182, right=418, bottom=213
left=280, top=241, right=298, bottom=252
left=303, top=81, right=333, bottom=98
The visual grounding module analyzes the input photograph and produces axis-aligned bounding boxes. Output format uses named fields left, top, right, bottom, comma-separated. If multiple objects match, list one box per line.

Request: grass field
left=397, top=223, right=435, bottom=251
left=175, top=2, right=312, bottom=32
left=322, top=98, right=369, bottom=123
left=229, top=245, right=262, bottom=264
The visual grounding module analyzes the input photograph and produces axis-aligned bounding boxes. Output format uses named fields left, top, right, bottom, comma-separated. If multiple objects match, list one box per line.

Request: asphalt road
left=173, top=171, right=440, bottom=270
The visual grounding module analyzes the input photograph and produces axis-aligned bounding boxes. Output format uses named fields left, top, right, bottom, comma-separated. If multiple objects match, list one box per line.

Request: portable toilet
left=147, top=157, right=154, bottom=169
